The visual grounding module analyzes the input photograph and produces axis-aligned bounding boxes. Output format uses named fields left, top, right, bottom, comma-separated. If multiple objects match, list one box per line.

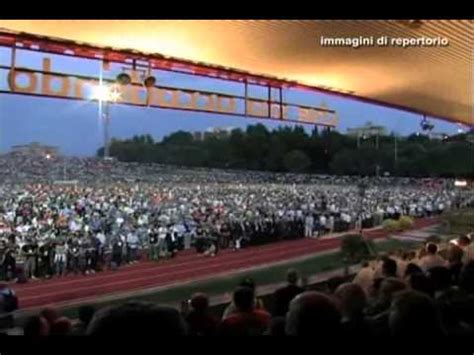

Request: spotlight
left=91, top=85, right=111, bottom=101
left=143, top=76, right=157, bottom=88
left=116, top=73, right=132, bottom=86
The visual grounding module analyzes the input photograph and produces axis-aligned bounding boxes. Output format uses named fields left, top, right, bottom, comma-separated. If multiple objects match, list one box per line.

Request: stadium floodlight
left=91, top=84, right=121, bottom=102
left=91, top=84, right=112, bottom=101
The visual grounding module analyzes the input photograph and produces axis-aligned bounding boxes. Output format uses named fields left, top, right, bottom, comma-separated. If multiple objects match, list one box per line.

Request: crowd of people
left=1, top=153, right=474, bottom=283
left=2, top=235, right=474, bottom=337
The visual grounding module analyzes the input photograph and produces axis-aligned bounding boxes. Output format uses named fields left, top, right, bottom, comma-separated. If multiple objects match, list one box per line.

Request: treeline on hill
left=97, top=124, right=474, bottom=177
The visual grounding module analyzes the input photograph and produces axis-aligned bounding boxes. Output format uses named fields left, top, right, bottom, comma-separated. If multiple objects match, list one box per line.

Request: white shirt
left=96, top=233, right=106, bottom=245
left=319, top=216, right=326, bottom=226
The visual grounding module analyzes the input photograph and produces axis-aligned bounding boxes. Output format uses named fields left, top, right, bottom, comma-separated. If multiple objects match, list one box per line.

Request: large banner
left=0, top=49, right=338, bottom=127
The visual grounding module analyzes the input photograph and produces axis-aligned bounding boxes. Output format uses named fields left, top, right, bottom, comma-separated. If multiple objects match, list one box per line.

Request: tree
left=283, top=150, right=311, bottom=173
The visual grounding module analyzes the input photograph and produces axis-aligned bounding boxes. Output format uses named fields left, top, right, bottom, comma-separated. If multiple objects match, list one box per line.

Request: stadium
left=0, top=19, right=473, bottom=337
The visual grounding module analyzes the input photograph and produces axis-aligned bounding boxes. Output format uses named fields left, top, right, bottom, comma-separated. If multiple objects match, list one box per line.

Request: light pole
left=103, top=100, right=111, bottom=159
left=91, top=84, right=120, bottom=159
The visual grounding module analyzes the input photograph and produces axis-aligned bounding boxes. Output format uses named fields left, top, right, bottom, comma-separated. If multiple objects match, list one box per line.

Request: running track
left=11, top=218, right=439, bottom=310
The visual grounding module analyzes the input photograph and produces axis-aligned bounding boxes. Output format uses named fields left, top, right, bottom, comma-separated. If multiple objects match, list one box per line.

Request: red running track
left=12, top=218, right=438, bottom=310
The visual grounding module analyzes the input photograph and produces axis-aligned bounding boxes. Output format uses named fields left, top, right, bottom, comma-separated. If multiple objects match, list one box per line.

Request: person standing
left=148, top=228, right=159, bottom=262
left=22, top=238, right=38, bottom=280
left=126, top=230, right=140, bottom=264
left=54, top=240, right=67, bottom=277
left=158, top=224, right=168, bottom=259
left=110, top=237, right=123, bottom=270
left=304, top=213, right=314, bottom=238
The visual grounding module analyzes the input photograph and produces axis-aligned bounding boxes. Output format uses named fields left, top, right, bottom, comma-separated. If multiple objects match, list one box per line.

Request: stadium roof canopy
left=0, top=20, right=472, bottom=126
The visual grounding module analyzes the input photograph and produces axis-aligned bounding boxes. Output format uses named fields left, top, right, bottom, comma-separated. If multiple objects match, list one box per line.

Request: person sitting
left=23, top=315, right=50, bottom=338
left=285, top=291, right=341, bottom=336
left=334, top=283, right=372, bottom=337
left=459, top=235, right=474, bottom=265
left=418, top=243, right=446, bottom=272
left=87, top=301, right=187, bottom=336
left=272, top=269, right=305, bottom=317
left=353, top=260, right=375, bottom=296
left=389, top=289, right=445, bottom=336
left=222, top=278, right=265, bottom=318
left=50, top=317, right=73, bottom=336
left=381, top=257, right=398, bottom=278
left=71, top=305, right=96, bottom=335
left=217, top=287, right=271, bottom=336
left=367, top=277, right=407, bottom=336
left=39, top=307, right=60, bottom=328
left=403, top=263, right=423, bottom=281
left=406, top=271, right=434, bottom=297
left=185, top=293, right=218, bottom=336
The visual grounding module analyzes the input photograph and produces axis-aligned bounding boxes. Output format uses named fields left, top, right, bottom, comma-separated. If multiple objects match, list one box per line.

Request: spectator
left=352, top=260, right=375, bottom=296
left=185, top=293, right=218, bottom=336
left=418, top=243, right=446, bottom=272
left=446, top=243, right=464, bottom=284
left=427, top=266, right=452, bottom=297
left=71, top=305, right=96, bottom=335
left=23, top=315, right=50, bottom=338
left=459, top=235, right=474, bottom=265
left=273, top=269, right=304, bottom=317
left=285, top=291, right=341, bottom=336
left=406, top=272, right=434, bottom=297
left=39, top=307, right=60, bottom=327
left=389, top=290, right=444, bottom=336
left=217, top=287, right=271, bottom=336
left=87, top=302, right=187, bottom=336
left=335, top=283, right=371, bottom=336
left=50, top=316, right=73, bottom=336
left=367, top=277, right=406, bottom=317
left=382, top=257, right=398, bottom=278
left=403, top=262, right=423, bottom=280
left=222, top=278, right=265, bottom=318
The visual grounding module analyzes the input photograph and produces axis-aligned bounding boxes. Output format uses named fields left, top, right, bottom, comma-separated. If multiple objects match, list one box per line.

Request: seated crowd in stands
left=2, top=234, right=474, bottom=337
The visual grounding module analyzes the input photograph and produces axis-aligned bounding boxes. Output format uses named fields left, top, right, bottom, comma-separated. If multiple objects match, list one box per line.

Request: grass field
left=47, top=238, right=420, bottom=320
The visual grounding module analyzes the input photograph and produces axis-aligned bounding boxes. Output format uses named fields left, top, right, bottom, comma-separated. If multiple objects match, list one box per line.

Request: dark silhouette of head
left=427, top=266, right=452, bottom=293
left=39, top=307, right=60, bottom=326
left=335, top=283, right=367, bottom=319
left=286, top=291, right=341, bottom=336
left=23, top=315, right=50, bottom=338
left=426, top=243, right=438, bottom=255
left=239, top=278, right=256, bottom=291
left=389, top=290, right=444, bottom=336
left=286, top=269, right=299, bottom=285
left=78, top=305, right=96, bottom=327
left=382, top=258, right=398, bottom=278
left=458, top=235, right=471, bottom=247
left=87, top=302, right=187, bottom=336
left=404, top=263, right=423, bottom=279
left=407, top=272, right=434, bottom=297
left=233, top=287, right=255, bottom=313
left=190, top=293, right=209, bottom=313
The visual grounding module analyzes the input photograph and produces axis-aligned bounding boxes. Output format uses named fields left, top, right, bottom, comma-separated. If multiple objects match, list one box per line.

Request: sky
left=0, top=47, right=463, bottom=157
